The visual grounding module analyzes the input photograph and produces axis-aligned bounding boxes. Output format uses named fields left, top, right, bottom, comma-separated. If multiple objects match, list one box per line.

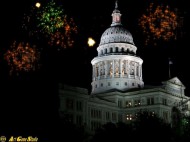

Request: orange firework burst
left=139, top=3, right=178, bottom=45
left=4, top=41, right=40, bottom=75
left=48, top=16, right=78, bottom=49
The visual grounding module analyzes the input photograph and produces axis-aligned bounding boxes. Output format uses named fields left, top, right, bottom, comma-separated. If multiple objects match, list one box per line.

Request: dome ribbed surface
left=99, top=25, right=134, bottom=45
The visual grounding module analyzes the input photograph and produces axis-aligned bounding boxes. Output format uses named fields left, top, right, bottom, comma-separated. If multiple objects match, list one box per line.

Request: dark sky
left=2, top=0, right=189, bottom=82
left=0, top=0, right=190, bottom=137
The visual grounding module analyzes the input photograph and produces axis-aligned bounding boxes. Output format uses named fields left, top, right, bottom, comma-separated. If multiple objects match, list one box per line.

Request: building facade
left=59, top=1, right=190, bottom=131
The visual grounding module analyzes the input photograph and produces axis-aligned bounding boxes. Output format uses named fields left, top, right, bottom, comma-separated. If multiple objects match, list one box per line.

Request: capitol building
left=59, top=1, right=190, bottom=131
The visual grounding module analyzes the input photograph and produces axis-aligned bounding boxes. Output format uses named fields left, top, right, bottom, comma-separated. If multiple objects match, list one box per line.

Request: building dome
left=99, top=25, right=134, bottom=46
left=91, top=1, right=144, bottom=95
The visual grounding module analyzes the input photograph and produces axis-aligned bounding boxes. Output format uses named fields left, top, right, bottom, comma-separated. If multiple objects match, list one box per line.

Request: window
left=151, top=111, right=155, bottom=117
left=110, top=48, right=113, bottom=53
left=108, top=82, right=111, bottom=86
left=135, top=113, right=138, bottom=119
left=118, top=100, right=122, bottom=108
left=132, top=83, right=135, bottom=86
left=66, top=98, right=74, bottom=110
left=121, top=48, right=124, bottom=52
left=106, top=112, right=110, bottom=121
left=98, top=110, right=101, bottom=119
left=163, top=111, right=168, bottom=122
left=136, top=66, right=139, bottom=76
left=151, top=98, right=154, bottom=104
left=125, top=82, right=127, bottom=86
left=116, top=82, right=119, bottom=85
left=91, top=121, right=101, bottom=131
left=130, top=69, right=134, bottom=75
left=162, top=98, right=167, bottom=105
left=147, top=97, right=154, bottom=105
left=104, top=48, right=107, bottom=54
left=76, top=115, right=82, bottom=126
left=118, top=114, right=122, bottom=122
left=116, top=47, right=118, bottom=52
left=101, top=50, right=103, bottom=55
left=134, top=100, right=141, bottom=107
left=126, top=114, right=132, bottom=121
left=76, top=101, right=82, bottom=111
left=112, top=113, right=117, bottom=121
left=91, top=109, right=101, bottom=119
left=91, top=109, right=93, bottom=117
left=68, top=114, right=73, bottom=123
left=101, top=83, right=103, bottom=87
left=126, top=101, right=132, bottom=107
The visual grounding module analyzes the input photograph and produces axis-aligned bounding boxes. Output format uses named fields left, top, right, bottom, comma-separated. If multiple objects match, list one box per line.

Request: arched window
left=110, top=48, right=113, bottom=53
left=115, top=47, right=118, bottom=53
left=104, top=48, right=107, bottom=54
left=121, top=48, right=124, bottom=52
left=126, top=49, right=129, bottom=54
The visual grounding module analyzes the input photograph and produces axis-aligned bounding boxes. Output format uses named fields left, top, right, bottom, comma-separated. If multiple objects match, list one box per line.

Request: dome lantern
left=111, top=0, right=122, bottom=26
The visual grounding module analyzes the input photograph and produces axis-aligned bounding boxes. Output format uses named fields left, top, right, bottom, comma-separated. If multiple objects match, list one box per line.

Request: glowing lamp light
left=88, top=37, right=95, bottom=47
left=35, top=2, right=41, bottom=8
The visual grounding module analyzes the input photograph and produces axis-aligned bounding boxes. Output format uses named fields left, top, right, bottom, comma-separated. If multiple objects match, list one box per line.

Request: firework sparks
left=4, top=41, right=40, bottom=75
left=139, top=3, right=178, bottom=45
left=22, top=5, right=41, bottom=38
left=37, top=1, right=65, bottom=35
left=48, top=16, right=78, bottom=48
left=22, top=1, right=77, bottom=49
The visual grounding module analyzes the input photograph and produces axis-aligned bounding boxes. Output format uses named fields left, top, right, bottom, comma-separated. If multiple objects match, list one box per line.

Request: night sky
left=0, top=0, right=190, bottom=138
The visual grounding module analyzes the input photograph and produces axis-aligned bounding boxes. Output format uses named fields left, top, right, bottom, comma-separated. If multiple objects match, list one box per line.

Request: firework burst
left=4, top=41, right=40, bottom=75
left=48, top=16, right=78, bottom=48
left=22, top=1, right=78, bottom=49
left=139, top=3, right=178, bottom=45
left=37, top=1, right=64, bottom=35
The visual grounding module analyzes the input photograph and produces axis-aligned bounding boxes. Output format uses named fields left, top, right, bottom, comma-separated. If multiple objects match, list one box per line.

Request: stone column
left=127, top=60, right=129, bottom=78
left=92, top=65, right=95, bottom=81
left=104, top=61, right=107, bottom=78
left=140, top=65, right=142, bottom=80
left=112, top=60, right=115, bottom=78
left=119, top=59, right=122, bottom=77
left=98, top=63, right=100, bottom=80
left=134, top=62, right=137, bottom=79
left=95, top=64, right=98, bottom=79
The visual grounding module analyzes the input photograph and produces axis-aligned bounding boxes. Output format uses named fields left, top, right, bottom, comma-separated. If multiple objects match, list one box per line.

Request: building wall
left=59, top=82, right=190, bottom=131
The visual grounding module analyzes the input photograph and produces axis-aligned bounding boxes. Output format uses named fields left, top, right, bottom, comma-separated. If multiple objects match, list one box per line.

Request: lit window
left=126, top=101, right=132, bottom=107
left=152, top=111, right=155, bottom=116
left=134, top=100, right=141, bottom=107
left=126, top=114, right=133, bottom=121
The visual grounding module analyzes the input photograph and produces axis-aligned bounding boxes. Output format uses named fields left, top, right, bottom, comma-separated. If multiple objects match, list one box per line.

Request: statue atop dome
left=115, top=0, right=118, bottom=9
